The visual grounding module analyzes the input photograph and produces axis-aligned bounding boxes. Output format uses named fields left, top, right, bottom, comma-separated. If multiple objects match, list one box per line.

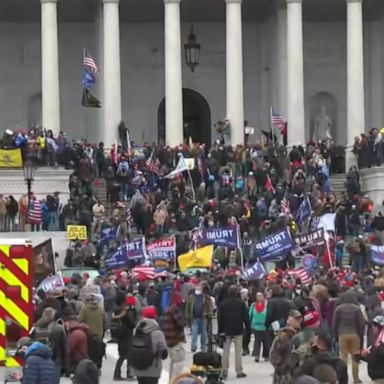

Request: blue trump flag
left=105, top=237, right=147, bottom=270
left=371, top=245, right=384, bottom=266
left=296, top=196, right=312, bottom=225
left=99, top=227, right=117, bottom=247
left=254, top=228, right=295, bottom=262
left=243, top=260, right=266, bottom=281
left=105, top=246, right=128, bottom=270
left=201, top=226, right=239, bottom=248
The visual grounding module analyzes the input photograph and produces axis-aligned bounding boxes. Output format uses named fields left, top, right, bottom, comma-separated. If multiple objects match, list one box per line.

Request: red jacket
left=67, top=322, right=89, bottom=365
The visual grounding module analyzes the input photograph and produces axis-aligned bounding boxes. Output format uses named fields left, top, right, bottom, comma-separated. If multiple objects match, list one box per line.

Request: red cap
left=142, top=306, right=157, bottom=319
left=126, top=296, right=136, bottom=306
left=304, top=309, right=320, bottom=328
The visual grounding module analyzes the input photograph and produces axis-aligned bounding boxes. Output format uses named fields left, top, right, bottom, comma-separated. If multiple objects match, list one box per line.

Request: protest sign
left=126, top=237, right=147, bottom=260
left=371, top=245, right=384, bottom=266
left=243, top=260, right=266, bottom=281
left=67, top=225, right=88, bottom=240
left=254, top=228, right=295, bottom=262
left=202, top=226, right=239, bottom=248
left=37, top=272, right=65, bottom=293
left=301, top=254, right=318, bottom=272
left=147, top=237, right=176, bottom=261
left=294, top=228, right=325, bottom=249
left=296, top=196, right=312, bottom=225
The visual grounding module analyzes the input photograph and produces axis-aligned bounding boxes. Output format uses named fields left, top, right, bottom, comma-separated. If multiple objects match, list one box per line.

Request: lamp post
left=23, top=161, right=36, bottom=210
left=184, top=25, right=201, bottom=72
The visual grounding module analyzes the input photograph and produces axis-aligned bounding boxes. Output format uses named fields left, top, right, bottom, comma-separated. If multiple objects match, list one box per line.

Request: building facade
left=1, top=0, right=384, bottom=155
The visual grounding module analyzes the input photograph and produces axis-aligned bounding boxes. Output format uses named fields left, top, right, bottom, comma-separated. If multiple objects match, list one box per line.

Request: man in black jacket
left=295, top=333, right=348, bottom=384
left=218, top=285, right=249, bottom=379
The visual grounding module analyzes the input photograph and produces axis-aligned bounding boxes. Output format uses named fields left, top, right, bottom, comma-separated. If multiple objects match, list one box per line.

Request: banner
left=254, top=228, right=295, bottom=262
left=243, top=260, right=266, bottom=281
left=294, top=228, right=325, bottom=249
left=201, top=226, right=239, bottom=248
left=300, top=254, right=318, bottom=272
left=317, top=213, right=336, bottom=233
left=184, top=158, right=195, bottom=171
left=165, top=155, right=188, bottom=179
left=67, top=225, right=88, bottom=240
left=37, top=272, right=65, bottom=293
left=33, top=239, right=56, bottom=286
left=105, top=237, right=147, bottom=270
left=147, top=237, right=176, bottom=261
left=0, top=148, right=22, bottom=167
left=178, top=245, right=214, bottom=272
left=371, top=245, right=384, bottom=266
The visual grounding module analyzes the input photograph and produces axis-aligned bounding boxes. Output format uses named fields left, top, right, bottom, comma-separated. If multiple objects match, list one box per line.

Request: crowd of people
left=4, top=122, right=384, bottom=384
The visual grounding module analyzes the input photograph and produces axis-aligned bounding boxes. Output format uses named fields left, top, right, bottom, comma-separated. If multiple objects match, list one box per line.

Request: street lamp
left=23, top=160, right=36, bottom=208
left=184, top=25, right=201, bottom=73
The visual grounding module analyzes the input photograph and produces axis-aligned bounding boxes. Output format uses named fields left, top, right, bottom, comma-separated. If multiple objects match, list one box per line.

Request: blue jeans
left=191, top=318, right=207, bottom=352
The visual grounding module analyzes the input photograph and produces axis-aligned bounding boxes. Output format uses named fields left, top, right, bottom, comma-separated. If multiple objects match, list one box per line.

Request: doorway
left=158, top=88, right=211, bottom=146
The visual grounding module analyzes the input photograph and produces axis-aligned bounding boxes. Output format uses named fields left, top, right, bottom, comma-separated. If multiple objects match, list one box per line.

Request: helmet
left=372, top=315, right=384, bottom=327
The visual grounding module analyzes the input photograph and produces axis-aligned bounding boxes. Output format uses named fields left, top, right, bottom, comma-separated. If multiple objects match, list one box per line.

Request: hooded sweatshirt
left=23, top=342, right=56, bottom=384
left=78, top=301, right=107, bottom=339
left=131, top=319, right=168, bottom=379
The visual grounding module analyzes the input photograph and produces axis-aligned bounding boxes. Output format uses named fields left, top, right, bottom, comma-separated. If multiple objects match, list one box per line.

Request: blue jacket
left=23, top=342, right=57, bottom=384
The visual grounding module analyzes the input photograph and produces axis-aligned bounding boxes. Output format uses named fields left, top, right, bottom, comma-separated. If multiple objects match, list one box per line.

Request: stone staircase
left=91, top=178, right=110, bottom=211
left=330, top=173, right=346, bottom=200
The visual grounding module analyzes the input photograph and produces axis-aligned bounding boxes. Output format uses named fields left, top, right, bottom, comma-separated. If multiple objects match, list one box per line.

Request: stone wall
left=361, top=166, right=384, bottom=213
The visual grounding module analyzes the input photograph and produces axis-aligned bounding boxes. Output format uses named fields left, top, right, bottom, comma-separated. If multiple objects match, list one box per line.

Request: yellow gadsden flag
left=0, top=148, right=22, bottom=167
left=178, top=245, right=214, bottom=272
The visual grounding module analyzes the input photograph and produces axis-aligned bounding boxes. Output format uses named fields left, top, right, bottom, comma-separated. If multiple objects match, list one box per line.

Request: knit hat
left=142, top=306, right=157, bottom=319
left=125, top=295, right=136, bottom=307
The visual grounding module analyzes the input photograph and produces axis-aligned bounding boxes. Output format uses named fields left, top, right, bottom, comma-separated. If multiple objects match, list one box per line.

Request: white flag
left=165, top=155, right=188, bottom=179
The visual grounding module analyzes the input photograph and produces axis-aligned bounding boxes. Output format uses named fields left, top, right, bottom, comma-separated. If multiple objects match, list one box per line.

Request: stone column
left=102, top=0, right=122, bottom=147
left=41, top=0, right=60, bottom=135
left=164, top=0, right=183, bottom=147
left=347, top=0, right=365, bottom=168
left=95, top=4, right=104, bottom=144
left=286, top=0, right=305, bottom=146
left=226, top=0, right=244, bottom=146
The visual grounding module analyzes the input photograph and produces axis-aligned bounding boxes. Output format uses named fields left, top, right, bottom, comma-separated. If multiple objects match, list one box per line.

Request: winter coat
left=297, top=351, right=348, bottom=384
left=131, top=319, right=168, bottom=379
left=78, top=302, right=107, bottom=339
left=218, top=296, right=250, bottom=336
left=72, top=358, right=99, bottom=384
left=67, top=322, right=89, bottom=366
left=163, top=304, right=186, bottom=348
left=32, top=318, right=68, bottom=368
left=185, top=294, right=213, bottom=322
left=364, top=342, right=384, bottom=380
left=23, top=342, right=56, bottom=384
left=265, top=295, right=295, bottom=329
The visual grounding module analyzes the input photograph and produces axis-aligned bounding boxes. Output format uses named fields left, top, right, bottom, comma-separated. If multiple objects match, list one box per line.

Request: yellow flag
left=178, top=245, right=214, bottom=272
left=0, top=148, right=22, bottom=167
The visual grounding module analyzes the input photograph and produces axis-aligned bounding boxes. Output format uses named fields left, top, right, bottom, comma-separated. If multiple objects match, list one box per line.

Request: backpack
left=32, top=322, right=55, bottom=347
left=129, top=322, right=155, bottom=370
left=88, top=333, right=106, bottom=369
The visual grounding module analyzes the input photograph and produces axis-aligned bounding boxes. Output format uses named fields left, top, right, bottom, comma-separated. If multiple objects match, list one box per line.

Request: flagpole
left=270, top=106, right=275, bottom=147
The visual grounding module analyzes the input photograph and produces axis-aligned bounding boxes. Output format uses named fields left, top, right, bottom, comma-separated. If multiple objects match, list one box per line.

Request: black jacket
left=218, top=297, right=249, bottom=336
left=265, top=295, right=294, bottom=329
left=297, top=351, right=348, bottom=384
left=364, top=343, right=384, bottom=380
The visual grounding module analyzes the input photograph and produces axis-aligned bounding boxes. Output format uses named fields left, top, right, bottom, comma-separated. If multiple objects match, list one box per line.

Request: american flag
left=83, top=50, right=98, bottom=74
left=131, top=266, right=156, bottom=280
left=126, top=208, right=133, bottom=230
left=281, top=197, right=291, bottom=214
left=288, top=267, right=312, bottom=285
left=271, top=109, right=287, bottom=135
left=146, top=151, right=160, bottom=176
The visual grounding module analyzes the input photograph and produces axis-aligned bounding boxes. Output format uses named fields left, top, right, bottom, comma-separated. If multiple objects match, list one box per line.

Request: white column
left=347, top=0, right=365, bottom=168
left=164, top=0, right=183, bottom=147
left=286, top=0, right=305, bottom=146
left=226, top=0, right=244, bottom=146
left=102, top=0, right=122, bottom=147
left=41, top=0, right=60, bottom=135
left=95, top=4, right=104, bottom=144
